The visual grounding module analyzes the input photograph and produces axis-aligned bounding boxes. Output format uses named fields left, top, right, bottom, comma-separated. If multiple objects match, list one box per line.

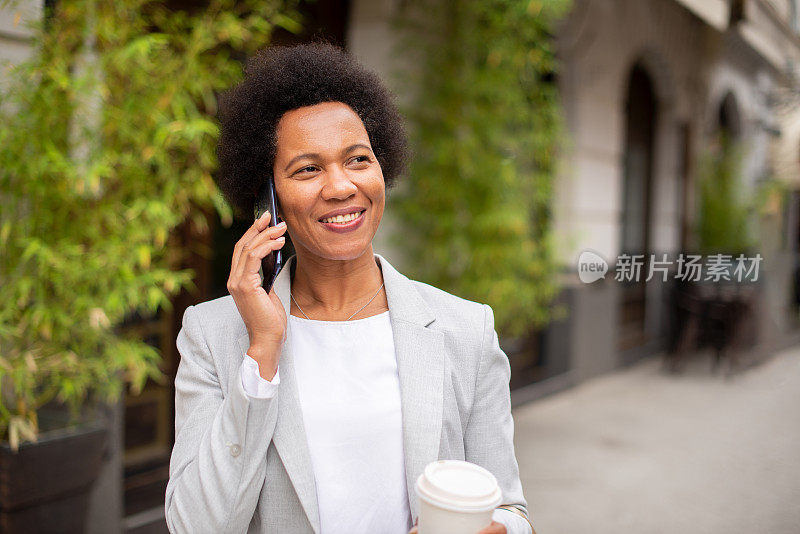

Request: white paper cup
left=415, top=460, right=502, bottom=534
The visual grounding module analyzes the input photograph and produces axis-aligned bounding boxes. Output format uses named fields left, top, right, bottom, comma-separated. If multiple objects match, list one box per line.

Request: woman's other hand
left=408, top=520, right=507, bottom=533
left=477, top=522, right=507, bottom=533
left=227, top=210, right=288, bottom=380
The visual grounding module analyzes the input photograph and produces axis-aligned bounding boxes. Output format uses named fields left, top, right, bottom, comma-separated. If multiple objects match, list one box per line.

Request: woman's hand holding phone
left=227, top=210, right=287, bottom=380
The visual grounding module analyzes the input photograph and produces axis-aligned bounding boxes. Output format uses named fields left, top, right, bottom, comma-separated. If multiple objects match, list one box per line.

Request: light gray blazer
left=165, top=252, right=529, bottom=533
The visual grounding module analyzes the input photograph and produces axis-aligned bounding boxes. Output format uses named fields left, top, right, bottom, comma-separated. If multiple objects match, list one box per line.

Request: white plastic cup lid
left=415, top=460, right=503, bottom=512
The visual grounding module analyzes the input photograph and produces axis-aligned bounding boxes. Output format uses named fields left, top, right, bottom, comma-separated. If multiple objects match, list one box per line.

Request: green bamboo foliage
left=390, top=0, right=570, bottom=337
left=696, top=141, right=754, bottom=255
left=0, top=0, right=302, bottom=449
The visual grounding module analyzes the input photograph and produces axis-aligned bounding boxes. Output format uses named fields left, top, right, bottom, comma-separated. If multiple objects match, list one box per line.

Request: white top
left=240, top=312, right=530, bottom=534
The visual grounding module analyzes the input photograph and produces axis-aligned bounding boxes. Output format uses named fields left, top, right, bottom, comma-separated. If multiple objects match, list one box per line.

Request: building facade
left=547, top=0, right=800, bottom=385
left=346, top=0, right=800, bottom=396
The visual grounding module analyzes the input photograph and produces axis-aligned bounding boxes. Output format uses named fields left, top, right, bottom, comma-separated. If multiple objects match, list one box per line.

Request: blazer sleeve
left=464, top=304, right=533, bottom=534
left=165, top=305, right=280, bottom=534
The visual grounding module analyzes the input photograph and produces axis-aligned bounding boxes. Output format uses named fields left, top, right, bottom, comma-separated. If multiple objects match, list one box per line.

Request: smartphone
left=254, top=178, right=283, bottom=293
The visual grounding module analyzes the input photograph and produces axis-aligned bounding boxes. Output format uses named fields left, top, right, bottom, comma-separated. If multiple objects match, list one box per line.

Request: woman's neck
left=289, top=246, right=387, bottom=319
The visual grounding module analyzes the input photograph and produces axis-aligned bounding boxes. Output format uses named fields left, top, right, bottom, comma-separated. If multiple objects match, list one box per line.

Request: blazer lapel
left=236, top=252, right=444, bottom=529
left=375, top=253, right=444, bottom=521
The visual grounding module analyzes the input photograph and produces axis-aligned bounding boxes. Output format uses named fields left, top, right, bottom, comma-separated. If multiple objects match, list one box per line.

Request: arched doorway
left=618, top=63, right=658, bottom=351
left=718, top=91, right=741, bottom=143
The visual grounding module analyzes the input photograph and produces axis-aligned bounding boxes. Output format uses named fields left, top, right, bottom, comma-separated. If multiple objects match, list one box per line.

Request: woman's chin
left=306, top=242, right=374, bottom=262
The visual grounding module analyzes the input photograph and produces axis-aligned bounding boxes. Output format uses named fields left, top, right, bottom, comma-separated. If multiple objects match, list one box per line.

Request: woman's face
left=272, top=101, right=385, bottom=262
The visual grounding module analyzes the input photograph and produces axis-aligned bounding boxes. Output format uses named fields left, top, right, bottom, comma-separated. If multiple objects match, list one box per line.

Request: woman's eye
left=352, top=155, right=370, bottom=164
left=297, top=165, right=317, bottom=174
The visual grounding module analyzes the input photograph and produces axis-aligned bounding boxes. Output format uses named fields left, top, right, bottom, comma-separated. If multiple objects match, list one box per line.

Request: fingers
left=234, top=221, right=286, bottom=277
left=476, top=521, right=506, bottom=533
left=233, top=230, right=286, bottom=289
left=229, top=213, right=288, bottom=290
left=411, top=520, right=502, bottom=534
left=233, top=219, right=286, bottom=274
left=238, top=236, right=286, bottom=285
left=232, top=211, right=284, bottom=275
left=233, top=210, right=271, bottom=265
left=231, top=212, right=270, bottom=282
left=408, top=521, right=508, bottom=534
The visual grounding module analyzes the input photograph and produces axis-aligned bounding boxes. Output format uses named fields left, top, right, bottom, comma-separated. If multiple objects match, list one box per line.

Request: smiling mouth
left=318, top=210, right=366, bottom=224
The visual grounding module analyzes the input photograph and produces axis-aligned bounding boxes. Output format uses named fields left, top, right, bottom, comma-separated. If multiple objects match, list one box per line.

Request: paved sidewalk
left=512, top=347, right=800, bottom=534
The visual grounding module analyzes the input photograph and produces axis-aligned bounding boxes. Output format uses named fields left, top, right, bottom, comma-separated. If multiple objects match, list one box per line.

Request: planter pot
left=0, top=417, right=108, bottom=534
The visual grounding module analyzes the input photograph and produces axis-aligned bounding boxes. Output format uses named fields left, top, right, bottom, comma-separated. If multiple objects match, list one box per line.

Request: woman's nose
left=321, top=164, right=358, bottom=200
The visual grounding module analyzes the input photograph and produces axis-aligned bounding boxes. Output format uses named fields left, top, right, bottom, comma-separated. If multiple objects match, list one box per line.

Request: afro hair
left=215, top=40, right=410, bottom=220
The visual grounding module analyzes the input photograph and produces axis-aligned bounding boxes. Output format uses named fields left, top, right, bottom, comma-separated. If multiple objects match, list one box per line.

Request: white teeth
left=321, top=211, right=361, bottom=224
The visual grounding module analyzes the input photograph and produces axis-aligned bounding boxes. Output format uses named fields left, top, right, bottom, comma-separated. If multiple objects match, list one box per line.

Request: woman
left=165, top=41, right=533, bottom=534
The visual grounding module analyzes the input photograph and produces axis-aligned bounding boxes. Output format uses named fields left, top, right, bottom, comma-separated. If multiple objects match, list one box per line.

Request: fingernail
left=276, top=236, right=285, bottom=241
left=277, top=221, right=287, bottom=227
left=260, top=211, right=270, bottom=220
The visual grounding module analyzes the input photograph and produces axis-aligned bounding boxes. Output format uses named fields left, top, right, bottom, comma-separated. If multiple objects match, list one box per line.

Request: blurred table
left=666, top=279, right=758, bottom=373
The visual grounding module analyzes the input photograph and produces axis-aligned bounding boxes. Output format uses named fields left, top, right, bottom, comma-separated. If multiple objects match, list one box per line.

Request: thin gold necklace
left=290, top=281, right=385, bottom=321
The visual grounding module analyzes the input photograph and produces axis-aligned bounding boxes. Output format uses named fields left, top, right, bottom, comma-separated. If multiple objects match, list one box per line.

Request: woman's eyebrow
left=284, top=143, right=373, bottom=171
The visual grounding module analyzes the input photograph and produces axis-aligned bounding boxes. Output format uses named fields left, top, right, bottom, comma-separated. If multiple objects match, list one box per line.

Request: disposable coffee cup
left=415, top=460, right=502, bottom=534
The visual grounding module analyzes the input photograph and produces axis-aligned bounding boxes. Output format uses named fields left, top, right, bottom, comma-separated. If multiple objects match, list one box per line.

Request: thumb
left=268, top=286, right=282, bottom=309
